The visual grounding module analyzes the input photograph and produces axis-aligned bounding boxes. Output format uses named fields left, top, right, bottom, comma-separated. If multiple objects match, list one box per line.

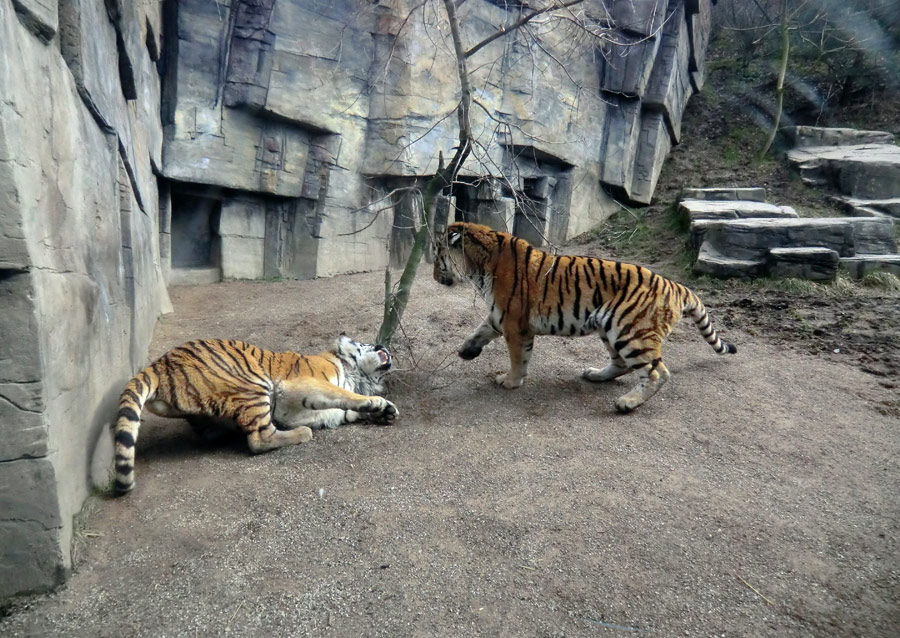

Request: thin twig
left=737, top=575, right=775, bottom=605
left=225, top=600, right=244, bottom=634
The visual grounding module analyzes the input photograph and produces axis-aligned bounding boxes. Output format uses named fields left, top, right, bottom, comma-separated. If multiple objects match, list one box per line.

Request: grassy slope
left=570, top=30, right=900, bottom=378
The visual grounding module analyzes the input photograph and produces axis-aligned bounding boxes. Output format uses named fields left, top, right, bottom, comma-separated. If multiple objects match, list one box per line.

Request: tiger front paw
left=368, top=400, right=399, bottom=425
left=614, top=393, right=642, bottom=414
left=494, top=372, right=524, bottom=389
left=458, top=342, right=483, bottom=360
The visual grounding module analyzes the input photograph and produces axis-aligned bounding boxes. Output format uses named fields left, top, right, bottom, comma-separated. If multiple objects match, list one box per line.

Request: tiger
left=433, top=222, right=736, bottom=413
left=113, top=335, right=398, bottom=493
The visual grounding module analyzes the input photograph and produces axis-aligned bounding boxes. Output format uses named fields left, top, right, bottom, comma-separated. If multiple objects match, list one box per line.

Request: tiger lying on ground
left=433, top=222, right=736, bottom=413
left=113, top=335, right=398, bottom=493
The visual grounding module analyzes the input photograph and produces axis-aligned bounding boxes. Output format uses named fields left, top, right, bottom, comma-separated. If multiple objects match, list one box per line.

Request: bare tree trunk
left=376, top=0, right=473, bottom=347
left=757, top=0, right=790, bottom=160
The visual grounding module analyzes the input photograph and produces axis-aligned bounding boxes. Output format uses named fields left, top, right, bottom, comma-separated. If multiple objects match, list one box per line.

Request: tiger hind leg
left=614, top=359, right=671, bottom=413
left=583, top=340, right=631, bottom=382
left=187, top=415, right=236, bottom=444
left=247, top=421, right=314, bottom=452
left=229, top=398, right=313, bottom=453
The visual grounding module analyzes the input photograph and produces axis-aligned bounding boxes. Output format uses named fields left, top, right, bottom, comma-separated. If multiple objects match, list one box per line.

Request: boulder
left=767, top=247, right=839, bottom=282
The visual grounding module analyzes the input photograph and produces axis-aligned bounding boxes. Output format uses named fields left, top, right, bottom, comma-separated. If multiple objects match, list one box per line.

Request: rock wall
left=0, top=0, right=167, bottom=596
left=162, top=0, right=716, bottom=281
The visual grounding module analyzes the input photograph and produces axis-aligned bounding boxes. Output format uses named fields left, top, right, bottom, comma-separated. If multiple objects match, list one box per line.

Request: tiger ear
left=335, top=334, right=355, bottom=356
left=448, top=229, right=462, bottom=247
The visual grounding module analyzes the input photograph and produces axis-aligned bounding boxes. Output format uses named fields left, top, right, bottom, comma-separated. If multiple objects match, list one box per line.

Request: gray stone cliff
left=1, top=0, right=168, bottom=596
left=161, top=0, right=715, bottom=280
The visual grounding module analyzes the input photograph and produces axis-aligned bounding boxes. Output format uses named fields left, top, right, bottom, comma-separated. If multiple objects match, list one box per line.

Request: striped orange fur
left=433, top=222, right=736, bottom=412
left=113, top=336, right=397, bottom=493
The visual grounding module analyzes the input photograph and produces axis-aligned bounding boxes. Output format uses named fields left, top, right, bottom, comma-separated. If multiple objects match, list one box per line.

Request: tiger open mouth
left=376, top=347, right=391, bottom=369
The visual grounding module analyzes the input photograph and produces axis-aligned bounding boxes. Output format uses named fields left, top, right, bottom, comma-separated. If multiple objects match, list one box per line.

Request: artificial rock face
left=1, top=0, right=169, bottom=596
left=161, top=0, right=715, bottom=280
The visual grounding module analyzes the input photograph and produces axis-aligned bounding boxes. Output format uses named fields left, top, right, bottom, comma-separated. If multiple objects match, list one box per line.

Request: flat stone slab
left=790, top=126, right=895, bottom=148
left=840, top=254, right=900, bottom=279
left=787, top=143, right=900, bottom=166
left=681, top=187, right=767, bottom=202
left=693, top=242, right=765, bottom=278
left=831, top=196, right=900, bottom=219
left=691, top=216, right=897, bottom=259
left=169, top=267, right=222, bottom=286
left=767, top=247, right=839, bottom=282
left=679, top=199, right=797, bottom=221
left=787, top=143, right=900, bottom=199
left=848, top=206, right=893, bottom=219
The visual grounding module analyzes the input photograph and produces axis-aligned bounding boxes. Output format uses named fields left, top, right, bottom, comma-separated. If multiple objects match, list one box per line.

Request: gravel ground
left=1, top=267, right=898, bottom=637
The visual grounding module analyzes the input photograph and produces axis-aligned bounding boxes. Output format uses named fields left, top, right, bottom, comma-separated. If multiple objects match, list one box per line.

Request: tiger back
left=113, top=336, right=398, bottom=494
left=433, top=222, right=736, bottom=413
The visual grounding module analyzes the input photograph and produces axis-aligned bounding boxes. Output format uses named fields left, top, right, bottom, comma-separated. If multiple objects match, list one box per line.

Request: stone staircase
left=683, top=186, right=899, bottom=282
left=786, top=126, right=900, bottom=206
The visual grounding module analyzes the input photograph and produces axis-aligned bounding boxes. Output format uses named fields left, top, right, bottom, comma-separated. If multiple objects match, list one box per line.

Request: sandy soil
left=2, top=264, right=898, bottom=637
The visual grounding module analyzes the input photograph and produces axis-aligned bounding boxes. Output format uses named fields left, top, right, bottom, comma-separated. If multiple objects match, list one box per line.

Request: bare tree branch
left=464, top=0, right=585, bottom=59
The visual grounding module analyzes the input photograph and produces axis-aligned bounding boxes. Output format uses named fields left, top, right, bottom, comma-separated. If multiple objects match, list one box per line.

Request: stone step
left=690, top=216, right=897, bottom=260
left=169, top=267, right=222, bottom=286
left=848, top=206, right=894, bottom=219
left=681, top=187, right=767, bottom=202
left=679, top=199, right=797, bottom=221
left=839, top=254, right=900, bottom=279
left=693, top=242, right=765, bottom=279
left=695, top=242, right=851, bottom=282
left=767, top=247, right=839, bottom=282
left=786, top=143, right=900, bottom=199
left=789, top=126, right=895, bottom=148
left=830, top=196, right=900, bottom=219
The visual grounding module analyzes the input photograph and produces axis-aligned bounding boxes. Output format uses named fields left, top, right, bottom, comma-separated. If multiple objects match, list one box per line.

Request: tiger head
left=433, top=222, right=494, bottom=287
left=335, top=334, right=392, bottom=382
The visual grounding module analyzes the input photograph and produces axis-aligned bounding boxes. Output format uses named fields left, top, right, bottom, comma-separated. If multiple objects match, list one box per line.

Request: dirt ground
left=2, top=263, right=898, bottom=637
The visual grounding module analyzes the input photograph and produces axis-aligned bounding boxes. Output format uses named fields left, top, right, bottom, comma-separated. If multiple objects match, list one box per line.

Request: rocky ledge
left=685, top=180, right=899, bottom=281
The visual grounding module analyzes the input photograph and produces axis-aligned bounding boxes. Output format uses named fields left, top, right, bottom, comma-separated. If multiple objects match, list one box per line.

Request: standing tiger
left=113, top=335, right=398, bottom=493
left=433, top=222, right=736, bottom=413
